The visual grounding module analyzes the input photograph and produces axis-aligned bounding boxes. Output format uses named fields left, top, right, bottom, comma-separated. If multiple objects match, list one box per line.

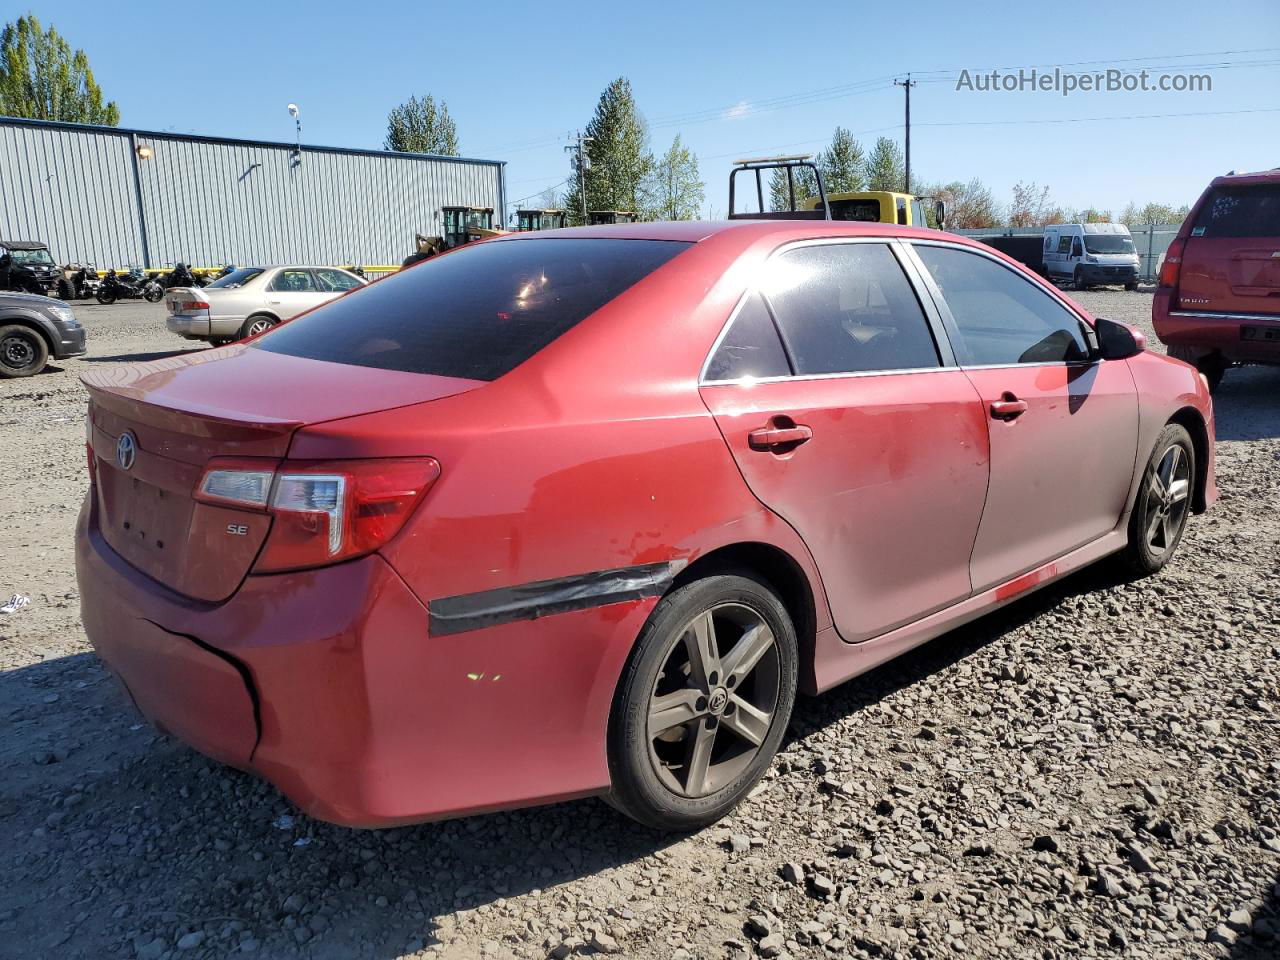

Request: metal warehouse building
left=0, top=117, right=506, bottom=269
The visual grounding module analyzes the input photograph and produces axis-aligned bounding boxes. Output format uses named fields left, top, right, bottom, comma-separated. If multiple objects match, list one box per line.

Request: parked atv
left=0, top=241, right=61, bottom=296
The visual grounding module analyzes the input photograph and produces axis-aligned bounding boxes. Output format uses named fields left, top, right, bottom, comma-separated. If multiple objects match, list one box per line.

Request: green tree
left=0, top=15, right=119, bottom=124
left=768, top=165, right=817, bottom=212
left=562, top=77, right=653, bottom=224
left=645, top=134, right=704, bottom=220
left=864, top=137, right=905, bottom=192
left=1119, top=201, right=1191, bottom=226
left=384, top=94, right=458, bottom=156
left=914, top=178, right=999, bottom=229
left=818, top=126, right=865, bottom=193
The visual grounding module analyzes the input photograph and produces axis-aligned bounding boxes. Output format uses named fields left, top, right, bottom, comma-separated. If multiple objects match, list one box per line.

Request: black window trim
left=699, top=237, right=957, bottom=386
left=900, top=239, right=1100, bottom=371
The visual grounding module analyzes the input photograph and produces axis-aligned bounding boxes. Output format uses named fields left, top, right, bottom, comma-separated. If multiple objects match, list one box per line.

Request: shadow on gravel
left=1213, top=365, right=1280, bottom=442
left=1231, top=873, right=1279, bottom=958
left=0, top=651, right=681, bottom=959
left=787, top=558, right=1123, bottom=744
left=81, top=349, right=202, bottom=364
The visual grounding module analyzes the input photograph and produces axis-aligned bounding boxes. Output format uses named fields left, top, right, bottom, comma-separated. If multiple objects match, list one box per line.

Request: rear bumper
left=75, top=493, right=649, bottom=827
left=1152, top=295, right=1280, bottom=364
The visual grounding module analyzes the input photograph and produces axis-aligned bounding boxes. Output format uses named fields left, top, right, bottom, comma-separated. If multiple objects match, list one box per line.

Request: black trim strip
left=428, top=561, right=683, bottom=637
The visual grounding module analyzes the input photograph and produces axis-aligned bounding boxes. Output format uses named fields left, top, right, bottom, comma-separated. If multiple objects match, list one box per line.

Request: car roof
left=490, top=219, right=966, bottom=245
left=1211, top=168, right=1280, bottom=187
left=0, top=240, right=50, bottom=250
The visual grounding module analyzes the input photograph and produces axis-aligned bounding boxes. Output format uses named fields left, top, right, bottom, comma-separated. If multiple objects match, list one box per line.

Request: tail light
left=179, top=299, right=210, bottom=311
left=194, top=457, right=440, bottom=572
left=1158, top=238, right=1184, bottom=289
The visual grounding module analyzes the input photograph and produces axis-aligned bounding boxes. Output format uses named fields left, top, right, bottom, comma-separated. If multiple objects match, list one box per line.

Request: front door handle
left=990, top=393, right=1029, bottom=421
left=748, top=422, right=813, bottom=451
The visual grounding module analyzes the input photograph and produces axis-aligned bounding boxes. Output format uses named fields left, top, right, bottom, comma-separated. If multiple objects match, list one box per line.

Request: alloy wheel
left=246, top=318, right=273, bottom=337
left=1144, top=444, right=1191, bottom=556
left=646, top=602, right=781, bottom=798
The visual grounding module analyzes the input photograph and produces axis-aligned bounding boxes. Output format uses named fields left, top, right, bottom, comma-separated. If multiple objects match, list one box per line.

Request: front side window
left=257, top=238, right=690, bottom=381
left=914, top=244, right=1090, bottom=365
left=270, top=269, right=317, bottom=293
left=761, top=243, right=940, bottom=376
left=704, top=294, right=791, bottom=381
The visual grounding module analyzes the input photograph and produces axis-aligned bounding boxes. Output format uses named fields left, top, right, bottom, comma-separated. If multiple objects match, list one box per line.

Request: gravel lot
left=1, top=292, right=1277, bottom=960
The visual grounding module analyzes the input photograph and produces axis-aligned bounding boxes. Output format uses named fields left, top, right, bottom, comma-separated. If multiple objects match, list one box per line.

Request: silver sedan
left=164, top=266, right=366, bottom=344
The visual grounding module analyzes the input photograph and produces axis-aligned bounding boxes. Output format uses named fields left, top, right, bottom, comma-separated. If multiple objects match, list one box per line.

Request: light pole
left=287, top=103, right=301, bottom=167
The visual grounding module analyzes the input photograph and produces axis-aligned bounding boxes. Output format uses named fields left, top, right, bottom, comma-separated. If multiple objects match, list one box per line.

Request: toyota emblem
left=116, top=431, right=137, bottom=471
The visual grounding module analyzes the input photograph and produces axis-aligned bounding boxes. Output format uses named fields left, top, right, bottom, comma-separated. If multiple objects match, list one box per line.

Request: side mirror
left=1095, top=317, right=1145, bottom=360
left=934, top=199, right=947, bottom=230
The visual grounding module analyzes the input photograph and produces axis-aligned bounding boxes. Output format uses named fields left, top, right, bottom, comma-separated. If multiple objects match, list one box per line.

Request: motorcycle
left=155, top=262, right=201, bottom=290
left=65, top=264, right=101, bottom=300
left=97, top=268, right=164, bottom=304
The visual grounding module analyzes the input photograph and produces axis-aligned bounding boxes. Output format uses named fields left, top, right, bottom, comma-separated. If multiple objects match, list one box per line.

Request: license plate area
left=1241, top=325, right=1280, bottom=342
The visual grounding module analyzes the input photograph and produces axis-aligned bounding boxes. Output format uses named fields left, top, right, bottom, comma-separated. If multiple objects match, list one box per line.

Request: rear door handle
left=748, top=423, right=813, bottom=451
left=989, top=394, right=1029, bottom=421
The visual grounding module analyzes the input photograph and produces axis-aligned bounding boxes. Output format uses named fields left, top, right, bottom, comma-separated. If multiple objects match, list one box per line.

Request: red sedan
left=76, top=220, right=1216, bottom=831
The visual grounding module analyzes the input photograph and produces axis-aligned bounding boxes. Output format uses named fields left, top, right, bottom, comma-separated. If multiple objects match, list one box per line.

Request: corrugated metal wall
left=0, top=119, right=505, bottom=268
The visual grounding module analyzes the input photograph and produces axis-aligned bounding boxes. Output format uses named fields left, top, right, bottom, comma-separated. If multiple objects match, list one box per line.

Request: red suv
left=77, top=222, right=1216, bottom=831
left=1154, top=168, right=1280, bottom=389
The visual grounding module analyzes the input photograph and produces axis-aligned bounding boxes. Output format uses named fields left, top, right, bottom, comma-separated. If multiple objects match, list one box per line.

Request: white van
left=1042, top=223, right=1140, bottom=291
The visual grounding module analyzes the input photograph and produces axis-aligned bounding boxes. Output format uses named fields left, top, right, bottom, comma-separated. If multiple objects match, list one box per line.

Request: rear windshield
left=1192, top=184, right=1280, bottom=238
left=255, top=238, right=690, bottom=381
left=208, top=268, right=264, bottom=289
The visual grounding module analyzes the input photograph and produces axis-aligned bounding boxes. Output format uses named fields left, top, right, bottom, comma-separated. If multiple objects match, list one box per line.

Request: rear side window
left=270, top=269, right=317, bottom=293
left=705, top=294, right=791, bottom=381
left=256, top=239, right=690, bottom=381
left=761, top=243, right=940, bottom=375
left=1193, top=184, right=1280, bottom=238
left=914, top=244, right=1090, bottom=365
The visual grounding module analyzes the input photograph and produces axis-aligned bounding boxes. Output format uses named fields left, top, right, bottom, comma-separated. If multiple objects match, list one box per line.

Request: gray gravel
left=1, top=294, right=1277, bottom=960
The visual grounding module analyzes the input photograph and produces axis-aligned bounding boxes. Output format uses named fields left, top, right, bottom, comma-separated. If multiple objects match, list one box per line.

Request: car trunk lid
left=1179, top=181, right=1280, bottom=316
left=83, top=344, right=483, bottom=601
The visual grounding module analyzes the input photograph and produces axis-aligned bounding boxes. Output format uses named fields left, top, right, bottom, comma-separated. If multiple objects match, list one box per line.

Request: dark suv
left=1153, top=169, right=1280, bottom=389
left=0, top=292, right=87, bottom=377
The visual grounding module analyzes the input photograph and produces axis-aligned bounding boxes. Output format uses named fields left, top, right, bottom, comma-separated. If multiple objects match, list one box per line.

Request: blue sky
left=30, top=0, right=1280, bottom=219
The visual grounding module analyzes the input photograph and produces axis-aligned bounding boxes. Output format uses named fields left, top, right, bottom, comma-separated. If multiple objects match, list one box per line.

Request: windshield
left=256, top=238, right=691, bottom=381
left=208, top=268, right=264, bottom=289
left=9, top=248, right=55, bottom=266
left=1083, top=235, right=1135, bottom=254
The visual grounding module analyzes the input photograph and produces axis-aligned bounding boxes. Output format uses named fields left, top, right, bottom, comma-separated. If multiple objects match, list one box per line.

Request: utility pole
left=894, top=75, right=916, bottom=194
left=565, top=132, right=594, bottom=223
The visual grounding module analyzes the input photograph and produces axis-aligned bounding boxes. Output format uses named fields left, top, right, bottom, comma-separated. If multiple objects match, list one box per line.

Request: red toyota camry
left=77, top=220, right=1216, bottom=831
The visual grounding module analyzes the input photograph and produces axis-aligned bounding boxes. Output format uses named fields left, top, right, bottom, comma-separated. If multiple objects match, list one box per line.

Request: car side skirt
left=809, top=530, right=1127, bottom=694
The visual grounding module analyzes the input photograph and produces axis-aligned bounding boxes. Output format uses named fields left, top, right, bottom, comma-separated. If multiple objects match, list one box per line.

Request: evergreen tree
left=0, top=15, right=119, bottom=124
left=562, top=78, right=653, bottom=224
left=818, top=127, right=865, bottom=193
left=768, top=166, right=817, bottom=212
left=863, top=137, right=905, bottom=192
left=384, top=94, right=459, bottom=156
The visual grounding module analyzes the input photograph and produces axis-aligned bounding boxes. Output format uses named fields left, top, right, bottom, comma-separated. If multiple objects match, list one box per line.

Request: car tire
left=1118, top=423, right=1195, bottom=577
left=1124, top=281, right=1138, bottom=291
left=0, top=324, right=51, bottom=378
left=607, top=571, right=798, bottom=832
left=1073, top=268, right=1088, bottom=291
left=239, top=315, right=277, bottom=339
